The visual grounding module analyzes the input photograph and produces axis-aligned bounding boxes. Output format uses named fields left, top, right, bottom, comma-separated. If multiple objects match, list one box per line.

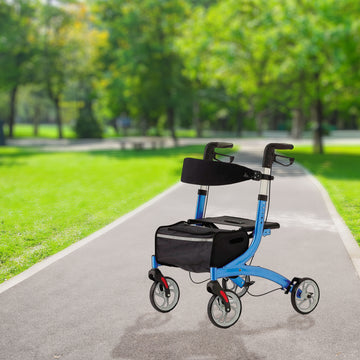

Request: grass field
left=0, top=145, right=205, bottom=283
left=283, top=145, right=360, bottom=246
left=5, top=124, right=77, bottom=139
left=3, top=123, right=198, bottom=139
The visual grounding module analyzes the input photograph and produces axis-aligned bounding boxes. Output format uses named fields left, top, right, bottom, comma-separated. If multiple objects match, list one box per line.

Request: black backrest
left=181, top=158, right=255, bottom=186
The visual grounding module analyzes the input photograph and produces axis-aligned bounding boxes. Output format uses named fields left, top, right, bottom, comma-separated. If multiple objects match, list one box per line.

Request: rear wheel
left=291, top=278, right=320, bottom=314
left=149, top=277, right=180, bottom=313
left=222, top=276, right=250, bottom=298
left=207, top=290, right=242, bottom=328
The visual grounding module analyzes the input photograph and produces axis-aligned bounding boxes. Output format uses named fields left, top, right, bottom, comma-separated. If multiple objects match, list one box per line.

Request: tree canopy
left=0, top=0, right=359, bottom=150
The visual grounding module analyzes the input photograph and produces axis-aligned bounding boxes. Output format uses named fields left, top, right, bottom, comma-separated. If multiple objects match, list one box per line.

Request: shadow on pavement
left=111, top=313, right=315, bottom=360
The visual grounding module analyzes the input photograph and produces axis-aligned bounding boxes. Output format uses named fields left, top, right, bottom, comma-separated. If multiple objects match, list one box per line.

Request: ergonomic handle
left=262, top=143, right=294, bottom=168
left=203, top=142, right=233, bottom=161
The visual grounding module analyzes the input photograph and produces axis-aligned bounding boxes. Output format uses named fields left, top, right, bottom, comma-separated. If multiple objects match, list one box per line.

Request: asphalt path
left=1, top=147, right=360, bottom=360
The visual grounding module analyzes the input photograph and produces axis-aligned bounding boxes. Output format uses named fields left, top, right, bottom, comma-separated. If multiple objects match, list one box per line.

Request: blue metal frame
left=209, top=199, right=291, bottom=290
left=195, top=190, right=207, bottom=219
left=152, top=255, right=159, bottom=269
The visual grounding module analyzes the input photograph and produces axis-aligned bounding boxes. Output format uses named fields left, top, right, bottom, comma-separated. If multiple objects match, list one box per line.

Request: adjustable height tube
left=258, top=167, right=271, bottom=201
left=195, top=185, right=209, bottom=219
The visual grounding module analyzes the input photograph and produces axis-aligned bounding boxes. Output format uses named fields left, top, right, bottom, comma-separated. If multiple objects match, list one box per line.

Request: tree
left=271, top=0, right=360, bottom=152
left=180, top=0, right=360, bottom=151
left=65, top=2, right=108, bottom=138
left=0, top=0, right=39, bottom=138
left=40, top=0, right=79, bottom=139
left=95, top=0, right=191, bottom=143
left=179, top=0, right=281, bottom=136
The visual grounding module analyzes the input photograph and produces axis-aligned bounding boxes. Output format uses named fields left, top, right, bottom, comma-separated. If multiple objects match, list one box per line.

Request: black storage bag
left=155, top=221, right=249, bottom=273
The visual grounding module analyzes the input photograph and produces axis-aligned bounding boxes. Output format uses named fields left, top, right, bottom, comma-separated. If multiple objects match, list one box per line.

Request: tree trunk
left=312, top=72, right=324, bottom=154
left=140, top=117, right=147, bottom=136
left=33, top=104, right=41, bottom=137
left=291, top=79, right=305, bottom=139
left=8, top=85, right=18, bottom=138
left=235, top=107, right=243, bottom=137
left=291, top=108, right=305, bottom=139
left=54, top=97, right=63, bottom=139
left=255, top=111, right=264, bottom=136
left=167, top=106, right=177, bottom=145
left=0, top=120, right=6, bottom=146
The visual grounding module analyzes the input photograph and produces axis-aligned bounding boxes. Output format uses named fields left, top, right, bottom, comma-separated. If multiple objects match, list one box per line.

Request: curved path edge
left=0, top=182, right=183, bottom=295
left=299, top=164, right=360, bottom=278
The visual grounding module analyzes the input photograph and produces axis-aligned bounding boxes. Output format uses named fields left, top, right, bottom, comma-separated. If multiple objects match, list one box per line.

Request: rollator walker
left=148, top=142, right=320, bottom=328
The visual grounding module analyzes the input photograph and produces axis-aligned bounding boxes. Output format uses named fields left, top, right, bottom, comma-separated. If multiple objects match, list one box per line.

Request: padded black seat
left=188, top=216, right=280, bottom=232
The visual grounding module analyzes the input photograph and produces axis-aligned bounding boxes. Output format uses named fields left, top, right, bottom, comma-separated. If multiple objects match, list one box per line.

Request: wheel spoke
left=155, top=292, right=166, bottom=307
left=298, top=299, right=309, bottom=309
left=304, top=283, right=311, bottom=294
left=215, top=298, right=224, bottom=312
left=291, top=278, right=320, bottom=314
left=150, top=277, right=180, bottom=313
left=208, top=290, right=241, bottom=328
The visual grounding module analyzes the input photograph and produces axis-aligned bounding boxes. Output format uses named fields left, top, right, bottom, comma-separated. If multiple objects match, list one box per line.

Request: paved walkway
left=1, top=145, right=360, bottom=360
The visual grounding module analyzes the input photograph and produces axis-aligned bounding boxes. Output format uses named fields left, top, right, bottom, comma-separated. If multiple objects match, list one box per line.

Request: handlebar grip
left=262, top=143, right=294, bottom=167
left=214, top=142, right=233, bottom=149
left=271, top=143, right=294, bottom=150
left=203, top=142, right=233, bottom=160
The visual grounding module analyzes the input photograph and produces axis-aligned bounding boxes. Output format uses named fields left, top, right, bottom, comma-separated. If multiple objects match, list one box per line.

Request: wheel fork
left=148, top=268, right=171, bottom=298
left=207, top=280, right=231, bottom=312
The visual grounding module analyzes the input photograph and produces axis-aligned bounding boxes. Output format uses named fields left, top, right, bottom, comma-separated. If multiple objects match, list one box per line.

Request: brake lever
left=274, top=154, right=294, bottom=167
left=214, top=152, right=235, bottom=163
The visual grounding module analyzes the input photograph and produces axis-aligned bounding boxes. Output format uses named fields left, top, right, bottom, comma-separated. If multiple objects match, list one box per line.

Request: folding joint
left=262, top=229, right=271, bottom=237
left=207, top=280, right=231, bottom=312
left=261, top=173, right=274, bottom=181
left=252, top=171, right=262, bottom=181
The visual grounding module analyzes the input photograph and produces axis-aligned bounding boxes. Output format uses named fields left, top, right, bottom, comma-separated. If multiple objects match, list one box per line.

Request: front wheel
left=207, top=290, right=242, bottom=328
left=291, top=277, right=320, bottom=315
left=149, top=277, right=180, bottom=313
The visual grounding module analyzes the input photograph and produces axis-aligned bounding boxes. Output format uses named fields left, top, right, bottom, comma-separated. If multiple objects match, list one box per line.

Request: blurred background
left=1, top=0, right=360, bottom=152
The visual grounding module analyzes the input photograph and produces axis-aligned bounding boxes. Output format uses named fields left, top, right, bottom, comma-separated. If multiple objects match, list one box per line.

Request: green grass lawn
left=5, top=124, right=77, bottom=139
left=0, top=145, right=206, bottom=283
left=4, top=123, right=198, bottom=139
left=283, top=145, right=360, bottom=246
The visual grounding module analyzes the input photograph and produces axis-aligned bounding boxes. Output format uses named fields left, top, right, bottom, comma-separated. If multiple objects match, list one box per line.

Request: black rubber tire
left=207, top=290, right=242, bottom=328
left=291, top=277, right=320, bottom=315
left=149, top=277, right=180, bottom=313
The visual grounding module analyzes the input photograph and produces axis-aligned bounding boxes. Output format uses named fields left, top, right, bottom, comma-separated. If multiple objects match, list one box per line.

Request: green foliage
left=177, top=0, right=360, bottom=138
left=74, top=106, right=103, bottom=138
left=0, top=0, right=38, bottom=90
left=95, top=0, right=192, bottom=139
left=1, top=0, right=360, bottom=139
